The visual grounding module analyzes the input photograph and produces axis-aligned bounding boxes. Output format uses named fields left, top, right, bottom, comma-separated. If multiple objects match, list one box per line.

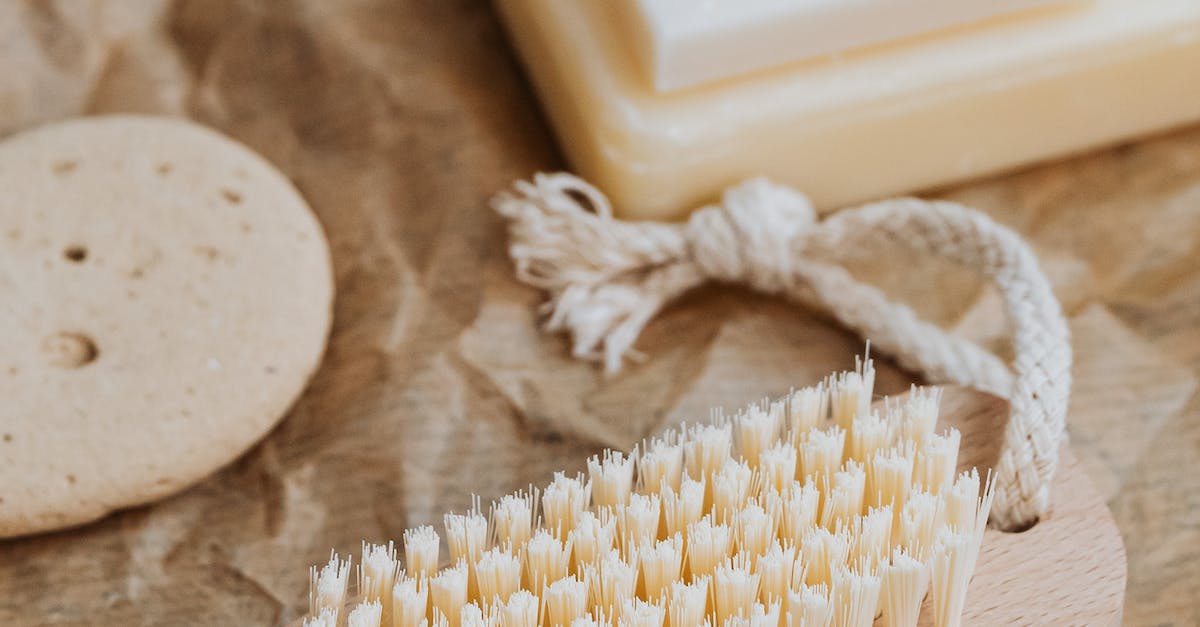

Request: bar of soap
left=625, top=0, right=1063, bottom=91
left=495, top=0, right=1200, bottom=220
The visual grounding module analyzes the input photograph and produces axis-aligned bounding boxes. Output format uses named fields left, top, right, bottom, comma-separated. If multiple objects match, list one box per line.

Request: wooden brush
left=298, top=358, right=1124, bottom=626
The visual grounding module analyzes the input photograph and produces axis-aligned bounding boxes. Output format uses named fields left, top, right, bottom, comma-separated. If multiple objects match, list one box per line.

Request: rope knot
left=494, top=172, right=1072, bottom=530
left=686, top=178, right=817, bottom=293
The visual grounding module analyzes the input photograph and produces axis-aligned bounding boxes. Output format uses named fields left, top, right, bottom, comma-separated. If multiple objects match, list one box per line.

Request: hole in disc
left=63, top=245, right=88, bottom=263
left=41, top=332, right=99, bottom=368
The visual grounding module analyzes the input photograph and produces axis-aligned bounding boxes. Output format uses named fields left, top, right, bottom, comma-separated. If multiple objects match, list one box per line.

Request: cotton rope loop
left=492, top=172, right=1072, bottom=532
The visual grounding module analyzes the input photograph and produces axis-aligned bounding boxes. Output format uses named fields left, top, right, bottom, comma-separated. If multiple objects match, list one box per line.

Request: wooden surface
left=0, top=1, right=1195, bottom=625
left=918, top=387, right=1126, bottom=626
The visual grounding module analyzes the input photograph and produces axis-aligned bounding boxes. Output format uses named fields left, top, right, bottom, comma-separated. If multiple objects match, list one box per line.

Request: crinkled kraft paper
left=1, top=1, right=1198, bottom=624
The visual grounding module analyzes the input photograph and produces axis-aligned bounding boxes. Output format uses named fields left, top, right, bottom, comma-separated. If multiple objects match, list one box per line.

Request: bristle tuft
left=640, top=436, right=684, bottom=494
left=311, top=551, right=352, bottom=620
left=431, top=561, right=470, bottom=627
left=829, top=568, right=881, bottom=627
left=544, top=575, right=589, bottom=627
left=591, top=450, right=637, bottom=510
left=305, top=357, right=993, bottom=627
left=786, top=384, right=827, bottom=435
left=348, top=600, right=384, bottom=627
left=786, top=584, right=832, bottom=627
left=880, top=547, right=928, bottom=627
left=405, top=526, right=441, bottom=580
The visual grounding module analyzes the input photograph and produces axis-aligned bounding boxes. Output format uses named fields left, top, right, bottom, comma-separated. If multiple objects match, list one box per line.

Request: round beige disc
left=0, top=116, right=334, bottom=537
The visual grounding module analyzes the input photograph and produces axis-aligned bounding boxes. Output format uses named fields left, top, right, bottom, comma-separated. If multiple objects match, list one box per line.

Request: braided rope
left=492, top=172, right=1071, bottom=530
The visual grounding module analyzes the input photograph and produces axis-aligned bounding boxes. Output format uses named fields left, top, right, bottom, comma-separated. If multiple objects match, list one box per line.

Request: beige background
left=0, top=1, right=1197, bottom=624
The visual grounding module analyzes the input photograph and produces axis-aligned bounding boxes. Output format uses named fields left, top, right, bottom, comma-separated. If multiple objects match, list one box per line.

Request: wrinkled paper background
left=1, top=1, right=1198, bottom=624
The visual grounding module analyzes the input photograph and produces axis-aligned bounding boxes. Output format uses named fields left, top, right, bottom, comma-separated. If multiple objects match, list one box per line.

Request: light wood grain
left=911, top=386, right=1126, bottom=626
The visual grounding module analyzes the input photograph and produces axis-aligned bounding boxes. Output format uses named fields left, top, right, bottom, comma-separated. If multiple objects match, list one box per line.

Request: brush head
left=304, top=358, right=998, bottom=627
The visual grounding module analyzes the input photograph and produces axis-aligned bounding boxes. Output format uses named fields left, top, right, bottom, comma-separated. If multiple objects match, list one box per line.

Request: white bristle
left=639, top=534, right=685, bottom=602
left=310, top=551, right=352, bottom=620
left=684, top=422, right=734, bottom=484
left=685, top=516, right=734, bottom=581
left=829, top=358, right=875, bottom=434
left=526, top=529, right=572, bottom=591
left=499, top=590, right=540, bottom=627
left=756, top=442, right=797, bottom=495
left=620, top=598, right=667, bottom=627
left=544, top=575, right=590, bottom=627
left=588, top=550, right=640, bottom=620
left=898, top=491, right=940, bottom=559
left=393, top=574, right=429, bottom=627
left=727, top=600, right=779, bottom=627
left=768, top=400, right=787, bottom=426
left=640, top=436, right=685, bottom=494
left=938, top=470, right=981, bottom=533
left=786, top=384, right=827, bottom=436
left=848, top=411, right=889, bottom=464
left=619, top=493, right=662, bottom=552
left=712, top=556, right=761, bottom=626
left=786, top=584, right=832, bottom=627
left=944, top=469, right=995, bottom=557
left=732, top=502, right=776, bottom=561
left=734, top=405, right=780, bottom=467
left=305, top=607, right=338, bottom=627
left=880, top=403, right=905, bottom=446
left=431, top=561, right=471, bottom=627
left=901, top=387, right=941, bottom=445
left=584, top=611, right=617, bottom=627
left=754, top=542, right=795, bottom=605
left=446, top=508, right=490, bottom=567
left=879, top=547, right=929, bottom=627
left=361, top=542, right=399, bottom=623
left=798, top=527, right=849, bottom=588
left=774, top=482, right=819, bottom=544
left=405, top=526, right=442, bottom=580
left=477, top=546, right=524, bottom=607
left=712, top=459, right=755, bottom=523
left=851, top=506, right=893, bottom=568
left=494, top=490, right=538, bottom=551
left=757, top=600, right=781, bottom=627
left=972, top=472, right=997, bottom=547
left=349, top=600, right=384, bottom=627
left=829, top=567, right=881, bottom=627
left=930, top=529, right=977, bottom=627
left=865, top=445, right=914, bottom=512
left=913, top=430, right=961, bottom=495
left=544, top=473, right=591, bottom=539
left=662, top=475, right=706, bottom=538
left=306, top=357, right=995, bottom=627
left=818, top=462, right=866, bottom=530
left=461, top=602, right=490, bottom=627
left=797, top=426, right=845, bottom=484
left=591, top=450, right=637, bottom=510
left=570, top=510, right=618, bottom=572
left=667, top=577, right=710, bottom=627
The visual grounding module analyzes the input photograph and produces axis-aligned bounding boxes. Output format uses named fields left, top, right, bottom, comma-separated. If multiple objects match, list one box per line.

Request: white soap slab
left=625, top=0, right=1066, bottom=91
left=495, top=0, right=1200, bottom=219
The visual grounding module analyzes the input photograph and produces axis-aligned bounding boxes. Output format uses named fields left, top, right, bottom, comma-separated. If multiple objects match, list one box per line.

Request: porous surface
left=0, top=115, right=333, bottom=537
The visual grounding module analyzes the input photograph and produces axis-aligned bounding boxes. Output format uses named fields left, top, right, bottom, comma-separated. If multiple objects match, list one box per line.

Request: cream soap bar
left=495, top=0, right=1200, bottom=220
left=625, top=0, right=1063, bottom=91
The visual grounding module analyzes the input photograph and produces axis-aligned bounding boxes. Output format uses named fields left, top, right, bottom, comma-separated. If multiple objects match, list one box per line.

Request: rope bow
left=492, top=172, right=1071, bottom=531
